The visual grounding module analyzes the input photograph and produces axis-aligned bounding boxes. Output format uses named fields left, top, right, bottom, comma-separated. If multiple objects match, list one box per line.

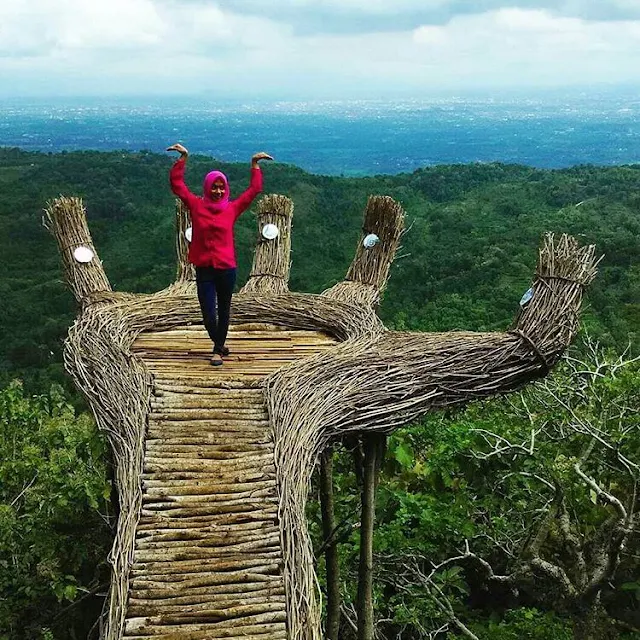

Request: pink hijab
left=202, top=170, right=230, bottom=209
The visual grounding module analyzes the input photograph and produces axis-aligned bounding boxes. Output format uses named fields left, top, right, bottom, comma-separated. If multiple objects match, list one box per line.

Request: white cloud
left=0, top=3, right=639, bottom=97
left=0, top=0, right=165, bottom=56
left=413, top=25, right=448, bottom=45
left=282, top=0, right=446, bottom=13
left=169, top=3, right=291, bottom=53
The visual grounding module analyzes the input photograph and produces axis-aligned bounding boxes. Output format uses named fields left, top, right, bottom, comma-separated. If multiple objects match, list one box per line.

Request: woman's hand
left=167, top=143, right=189, bottom=158
left=251, top=151, right=273, bottom=168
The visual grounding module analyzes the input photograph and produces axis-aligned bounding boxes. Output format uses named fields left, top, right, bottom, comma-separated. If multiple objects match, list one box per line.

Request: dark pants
left=195, top=267, right=237, bottom=354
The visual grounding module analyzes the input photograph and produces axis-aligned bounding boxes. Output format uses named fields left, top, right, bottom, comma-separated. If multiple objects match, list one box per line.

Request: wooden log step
left=150, top=391, right=265, bottom=402
left=143, top=459, right=274, bottom=474
left=142, top=349, right=328, bottom=361
left=151, top=387, right=264, bottom=396
left=125, top=605, right=286, bottom=631
left=140, top=494, right=277, bottom=513
left=136, top=524, right=278, bottom=543
left=127, top=594, right=286, bottom=617
left=124, top=624, right=287, bottom=640
left=146, top=428, right=269, bottom=440
left=139, top=509, right=277, bottom=527
left=151, top=408, right=266, bottom=420
left=142, top=449, right=271, bottom=462
left=129, top=581, right=285, bottom=603
left=136, top=330, right=333, bottom=342
left=141, top=478, right=274, bottom=492
left=144, top=437, right=272, bottom=449
left=140, top=351, right=297, bottom=361
left=150, top=396, right=265, bottom=408
left=146, top=442, right=266, bottom=463
left=141, top=493, right=277, bottom=510
left=132, top=561, right=283, bottom=587
left=136, top=512, right=278, bottom=531
left=137, top=513, right=278, bottom=532
left=127, top=595, right=286, bottom=618
left=132, top=549, right=282, bottom=569
left=133, top=541, right=281, bottom=565
left=131, top=551, right=281, bottom=575
left=135, top=338, right=296, bottom=348
left=145, top=434, right=271, bottom=446
left=125, top=632, right=287, bottom=640
left=141, top=470, right=275, bottom=484
left=149, top=372, right=275, bottom=380
left=132, top=552, right=282, bottom=571
left=142, top=488, right=276, bottom=509
left=153, top=381, right=265, bottom=390
left=141, top=342, right=330, bottom=352
left=145, top=433, right=272, bottom=445
left=147, top=442, right=273, bottom=464
left=127, top=594, right=286, bottom=618
left=142, top=480, right=276, bottom=497
left=145, top=362, right=278, bottom=372
left=135, top=529, right=279, bottom=549
left=152, top=386, right=264, bottom=397
left=144, top=443, right=272, bottom=455
left=147, top=419, right=270, bottom=430
left=150, top=398, right=265, bottom=410
left=132, top=565, right=284, bottom=590
left=152, top=376, right=263, bottom=389
left=130, top=570, right=282, bottom=593
left=145, top=436, right=272, bottom=447
left=135, top=532, right=281, bottom=552
left=141, top=471, right=274, bottom=484
left=143, top=452, right=271, bottom=467
left=138, top=323, right=322, bottom=333
left=144, top=452, right=274, bottom=474
left=124, top=616, right=287, bottom=638
left=135, top=328, right=332, bottom=341
left=135, top=530, right=280, bottom=547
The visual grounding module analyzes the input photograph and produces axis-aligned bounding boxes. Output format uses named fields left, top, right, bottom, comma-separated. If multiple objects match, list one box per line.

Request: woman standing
left=167, top=143, right=273, bottom=366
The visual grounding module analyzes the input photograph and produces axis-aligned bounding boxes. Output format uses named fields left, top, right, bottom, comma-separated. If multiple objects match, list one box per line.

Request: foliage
left=0, top=148, right=638, bottom=394
left=0, top=381, right=113, bottom=640
left=466, top=608, right=573, bottom=640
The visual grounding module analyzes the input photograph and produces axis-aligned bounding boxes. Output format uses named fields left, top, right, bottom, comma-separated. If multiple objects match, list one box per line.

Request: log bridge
left=45, top=191, right=598, bottom=639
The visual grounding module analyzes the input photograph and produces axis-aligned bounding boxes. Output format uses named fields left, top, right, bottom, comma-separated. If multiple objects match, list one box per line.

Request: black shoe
left=210, top=354, right=223, bottom=366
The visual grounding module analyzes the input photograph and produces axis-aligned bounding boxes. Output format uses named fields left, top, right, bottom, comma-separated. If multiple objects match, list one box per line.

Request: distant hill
left=0, top=147, right=638, bottom=392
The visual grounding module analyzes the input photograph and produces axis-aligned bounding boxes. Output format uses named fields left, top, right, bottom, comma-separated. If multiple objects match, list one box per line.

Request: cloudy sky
left=1, top=0, right=640, bottom=99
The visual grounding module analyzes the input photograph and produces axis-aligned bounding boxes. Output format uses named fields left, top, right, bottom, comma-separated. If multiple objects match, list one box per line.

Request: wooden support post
left=356, top=433, right=384, bottom=640
left=320, top=448, right=341, bottom=640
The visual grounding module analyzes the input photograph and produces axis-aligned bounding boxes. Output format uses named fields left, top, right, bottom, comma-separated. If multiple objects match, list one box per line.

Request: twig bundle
left=43, top=197, right=112, bottom=303
left=241, top=195, right=294, bottom=295
left=175, top=200, right=196, bottom=283
left=324, top=195, right=405, bottom=308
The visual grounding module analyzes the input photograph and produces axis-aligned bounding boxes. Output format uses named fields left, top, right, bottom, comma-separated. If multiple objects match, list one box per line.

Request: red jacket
left=169, top=158, right=263, bottom=268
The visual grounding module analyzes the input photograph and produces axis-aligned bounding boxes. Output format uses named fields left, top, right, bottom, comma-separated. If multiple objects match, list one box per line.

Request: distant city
left=1, top=89, right=638, bottom=176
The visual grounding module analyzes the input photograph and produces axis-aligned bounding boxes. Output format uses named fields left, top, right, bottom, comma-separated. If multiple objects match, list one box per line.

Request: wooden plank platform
left=123, top=324, right=335, bottom=639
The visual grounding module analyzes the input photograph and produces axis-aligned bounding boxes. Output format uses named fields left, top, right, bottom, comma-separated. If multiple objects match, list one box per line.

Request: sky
left=1, top=0, right=640, bottom=99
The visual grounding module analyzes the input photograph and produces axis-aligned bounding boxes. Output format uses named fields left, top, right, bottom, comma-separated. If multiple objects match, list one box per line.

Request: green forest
left=0, top=147, right=638, bottom=639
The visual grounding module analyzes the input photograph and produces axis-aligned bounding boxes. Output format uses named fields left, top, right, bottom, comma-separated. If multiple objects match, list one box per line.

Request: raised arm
left=167, top=143, right=198, bottom=207
left=233, top=152, right=273, bottom=218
